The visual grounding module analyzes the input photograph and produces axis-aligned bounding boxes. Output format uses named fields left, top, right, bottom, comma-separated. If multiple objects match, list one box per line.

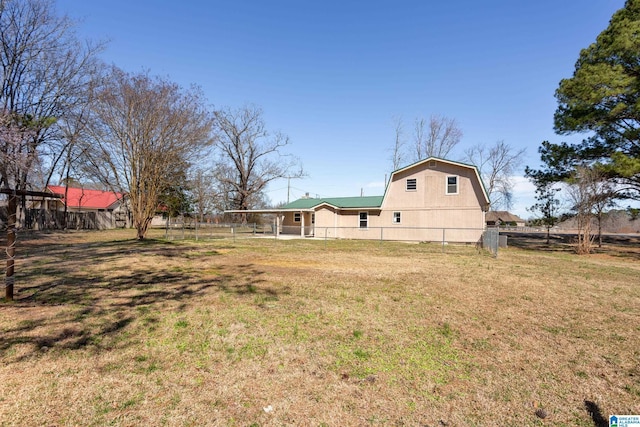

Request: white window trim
left=392, top=211, right=401, bottom=224
left=406, top=178, right=417, bottom=191
left=446, top=175, right=459, bottom=195
left=294, top=212, right=301, bottom=222
left=359, top=211, right=368, bottom=229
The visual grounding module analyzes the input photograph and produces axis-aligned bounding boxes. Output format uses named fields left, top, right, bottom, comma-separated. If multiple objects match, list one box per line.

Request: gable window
left=359, top=212, right=368, bottom=229
left=446, top=176, right=458, bottom=194
left=406, top=178, right=417, bottom=191
left=392, top=212, right=401, bottom=224
left=294, top=212, right=301, bottom=222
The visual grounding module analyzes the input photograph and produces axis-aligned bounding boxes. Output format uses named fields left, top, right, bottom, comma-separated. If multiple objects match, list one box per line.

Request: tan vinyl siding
left=263, top=158, right=488, bottom=242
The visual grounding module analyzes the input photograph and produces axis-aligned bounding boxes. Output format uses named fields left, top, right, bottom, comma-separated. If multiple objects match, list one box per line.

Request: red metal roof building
left=47, top=185, right=125, bottom=210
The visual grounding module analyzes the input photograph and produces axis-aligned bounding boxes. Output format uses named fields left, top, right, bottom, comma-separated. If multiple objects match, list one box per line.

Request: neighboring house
left=227, top=157, right=491, bottom=243
left=30, top=185, right=129, bottom=229
left=485, top=211, right=525, bottom=227
left=150, top=205, right=169, bottom=228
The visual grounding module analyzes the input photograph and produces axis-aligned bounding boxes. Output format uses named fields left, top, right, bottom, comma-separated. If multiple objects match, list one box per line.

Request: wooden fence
left=0, top=207, right=128, bottom=230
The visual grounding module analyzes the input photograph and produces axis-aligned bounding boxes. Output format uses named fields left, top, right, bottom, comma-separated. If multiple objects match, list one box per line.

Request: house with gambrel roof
left=277, top=157, right=490, bottom=242
left=229, top=157, right=490, bottom=243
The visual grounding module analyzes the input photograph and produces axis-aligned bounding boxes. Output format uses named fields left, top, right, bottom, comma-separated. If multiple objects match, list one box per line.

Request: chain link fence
left=164, top=220, right=501, bottom=256
left=163, top=220, right=271, bottom=241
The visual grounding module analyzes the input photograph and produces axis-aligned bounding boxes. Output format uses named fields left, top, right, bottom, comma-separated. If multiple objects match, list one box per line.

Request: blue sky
left=58, top=0, right=627, bottom=217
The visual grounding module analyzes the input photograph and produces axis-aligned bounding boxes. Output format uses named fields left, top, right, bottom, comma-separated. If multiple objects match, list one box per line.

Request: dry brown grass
left=1, top=229, right=639, bottom=426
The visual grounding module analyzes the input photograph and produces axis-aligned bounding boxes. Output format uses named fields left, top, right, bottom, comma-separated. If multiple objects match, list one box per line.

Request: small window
left=359, top=212, right=368, bottom=229
left=392, top=212, right=401, bottom=224
left=446, top=176, right=458, bottom=194
left=406, top=178, right=417, bottom=191
left=294, top=212, right=301, bottom=222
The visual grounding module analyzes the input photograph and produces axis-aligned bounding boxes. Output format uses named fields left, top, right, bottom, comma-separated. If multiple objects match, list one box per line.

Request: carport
left=224, top=207, right=316, bottom=238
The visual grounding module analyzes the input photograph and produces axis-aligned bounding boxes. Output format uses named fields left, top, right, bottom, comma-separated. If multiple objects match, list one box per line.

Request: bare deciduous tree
left=391, top=114, right=462, bottom=167
left=590, top=177, right=617, bottom=248
left=413, top=114, right=462, bottom=161
left=567, top=167, right=598, bottom=254
left=86, top=67, right=214, bottom=239
left=0, top=0, right=103, bottom=192
left=189, top=168, right=220, bottom=222
left=464, top=140, right=526, bottom=210
left=0, top=0, right=102, bottom=299
left=413, top=117, right=426, bottom=161
left=0, top=111, right=34, bottom=190
left=51, top=74, right=104, bottom=228
left=389, top=116, right=405, bottom=171
left=567, top=166, right=617, bottom=251
left=213, top=105, right=303, bottom=218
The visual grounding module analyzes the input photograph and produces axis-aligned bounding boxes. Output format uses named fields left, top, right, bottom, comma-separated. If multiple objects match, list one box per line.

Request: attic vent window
left=429, top=160, right=437, bottom=168
left=406, top=178, right=417, bottom=191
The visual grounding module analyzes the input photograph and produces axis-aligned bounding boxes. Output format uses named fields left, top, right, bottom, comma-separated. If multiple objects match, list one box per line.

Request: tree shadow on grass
left=503, top=232, right=640, bottom=259
left=584, top=400, right=608, bottom=427
left=0, top=236, right=285, bottom=363
left=502, top=232, right=577, bottom=253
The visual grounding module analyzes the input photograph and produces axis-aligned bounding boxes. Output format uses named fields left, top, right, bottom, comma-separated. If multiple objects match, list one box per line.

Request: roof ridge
left=282, top=195, right=383, bottom=209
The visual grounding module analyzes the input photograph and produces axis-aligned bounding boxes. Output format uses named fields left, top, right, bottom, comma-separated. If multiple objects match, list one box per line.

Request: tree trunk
left=5, top=194, right=17, bottom=301
left=546, top=224, right=550, bottom=245
left=597, top=212, right=602, bottom=248
left=136, top=217, right=152, bottom=240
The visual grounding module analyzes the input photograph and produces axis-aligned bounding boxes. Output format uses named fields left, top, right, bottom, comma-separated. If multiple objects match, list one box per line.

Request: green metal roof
left=282, top=195, right=383, bottom=210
